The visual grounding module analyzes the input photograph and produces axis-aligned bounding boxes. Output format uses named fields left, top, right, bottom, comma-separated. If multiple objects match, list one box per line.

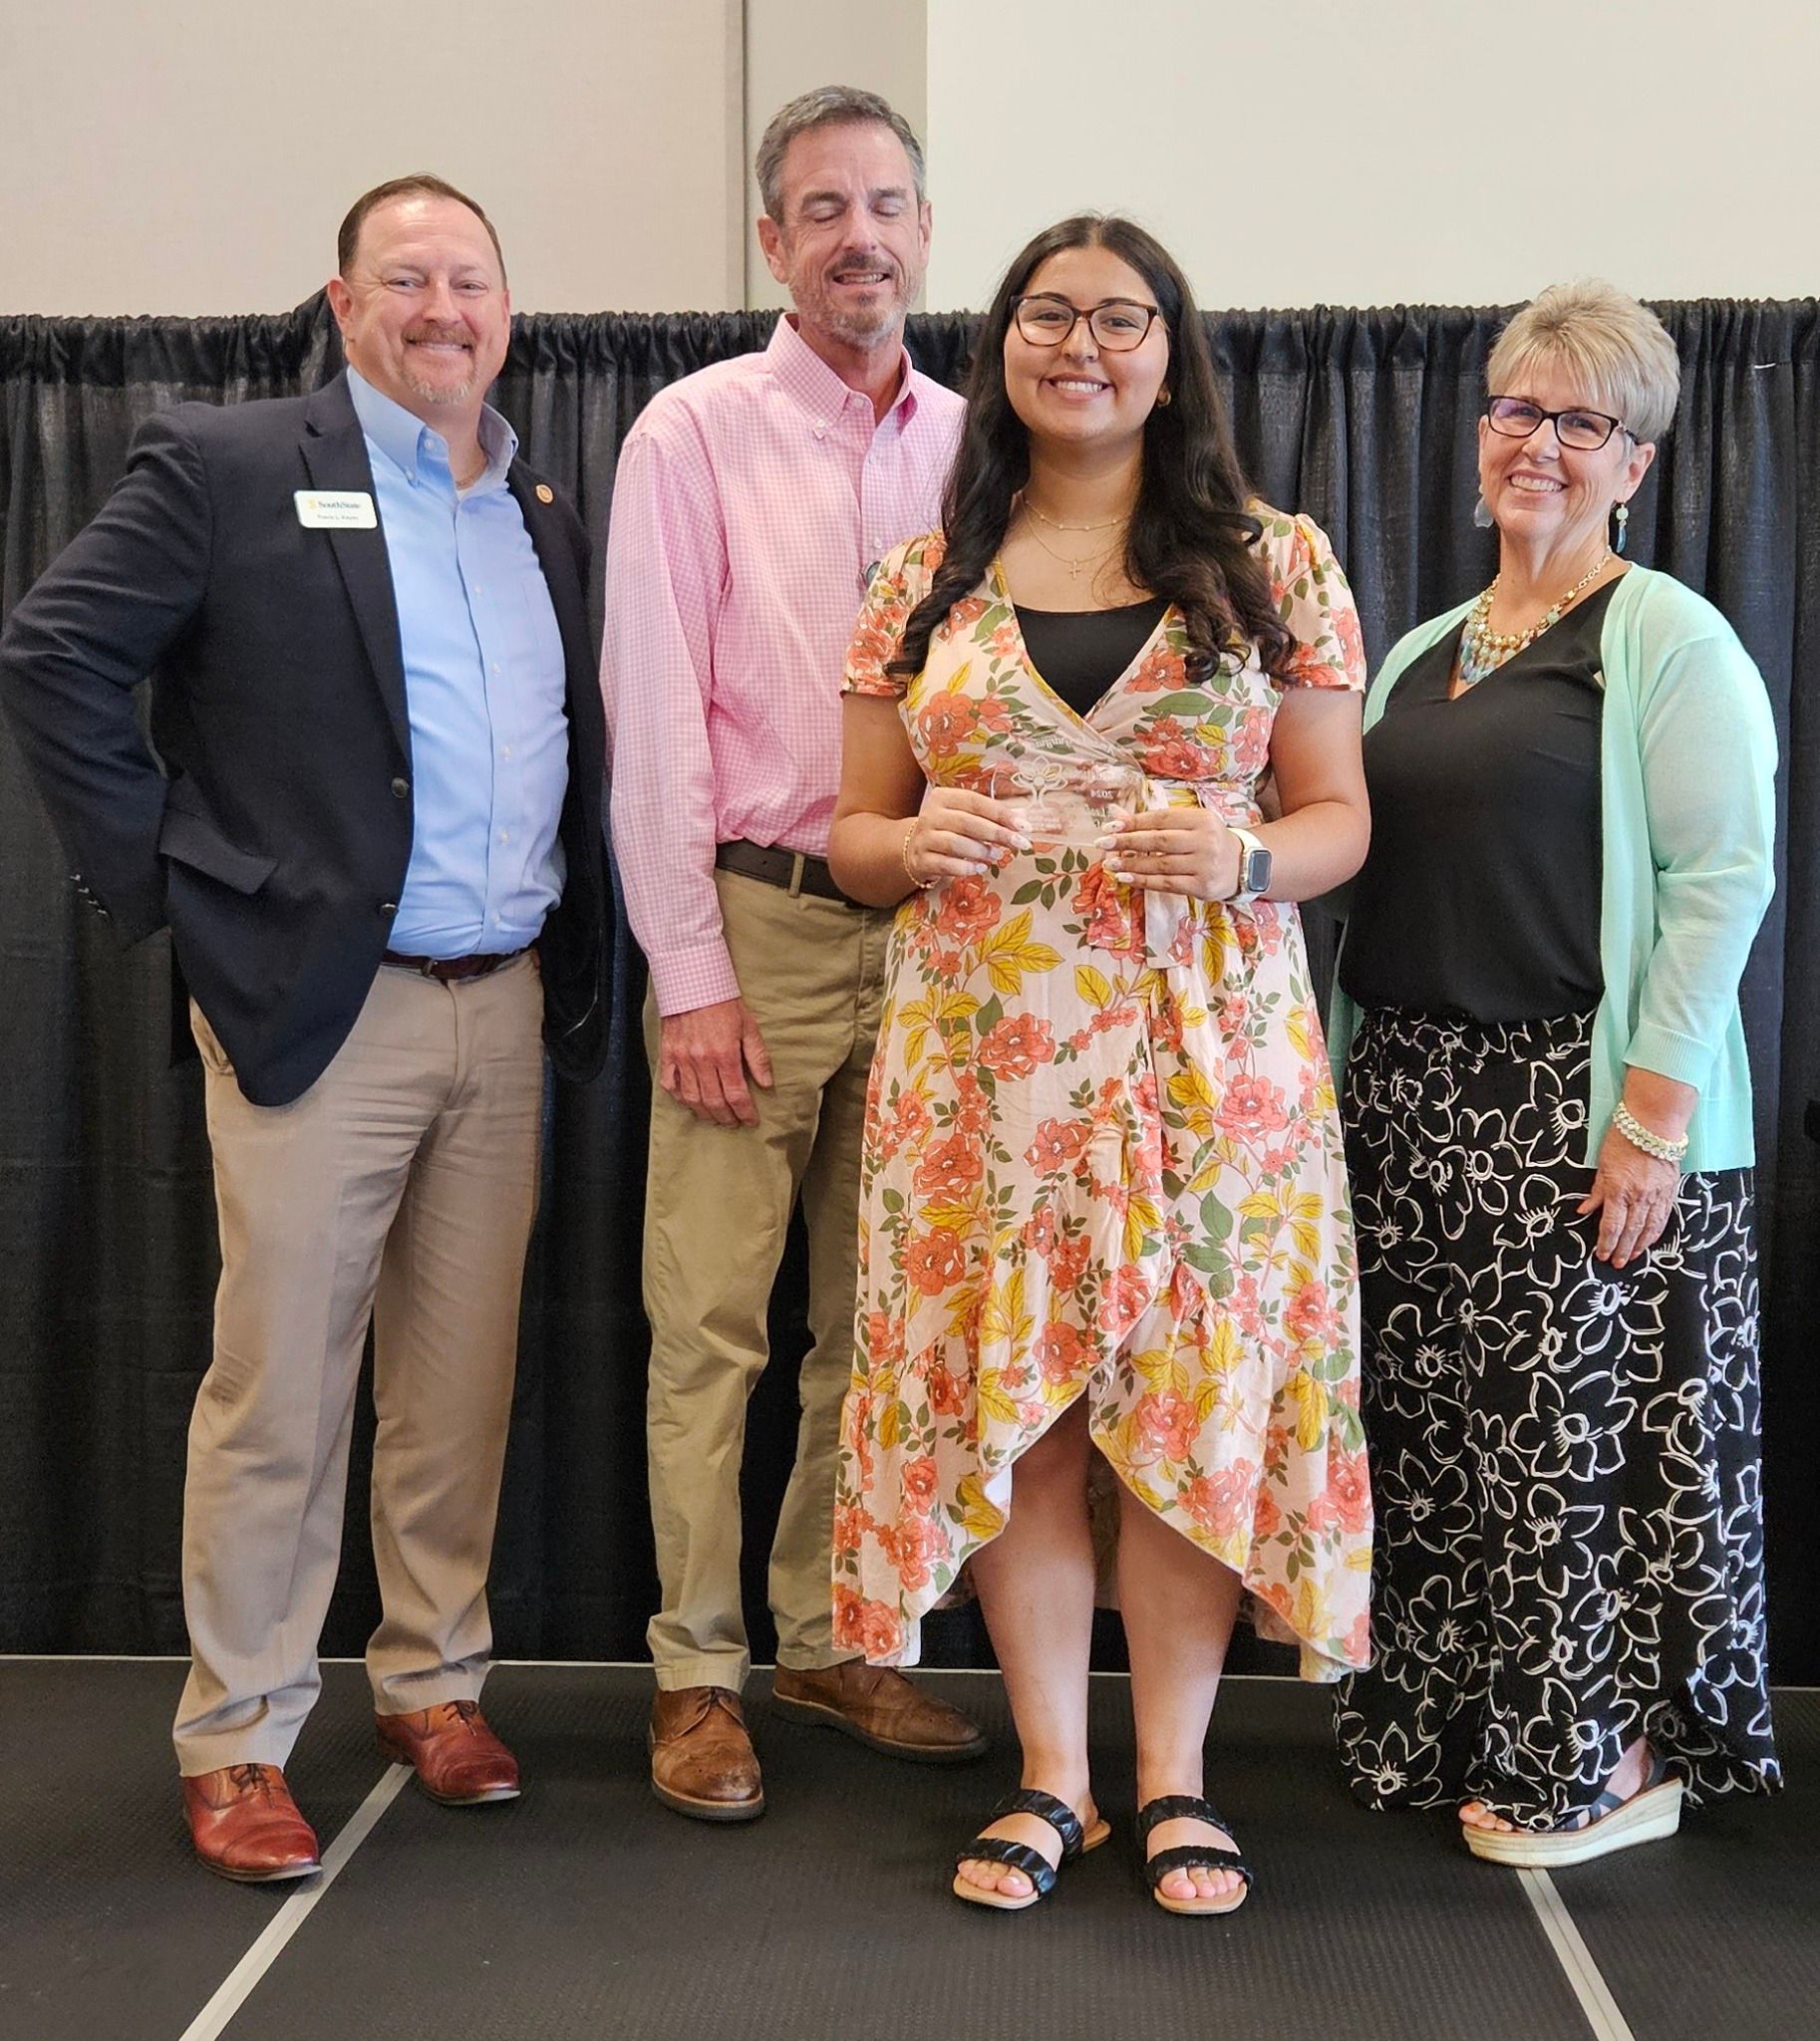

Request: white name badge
left=294, top=490, right=378, bottom=529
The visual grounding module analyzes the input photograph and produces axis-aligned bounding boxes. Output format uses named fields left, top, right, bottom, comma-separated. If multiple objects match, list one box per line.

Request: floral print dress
left=831, top=511, right=1372, bottom=1680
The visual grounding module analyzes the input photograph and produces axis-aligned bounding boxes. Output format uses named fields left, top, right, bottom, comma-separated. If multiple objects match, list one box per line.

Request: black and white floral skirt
left=1333, top=1007, right=1780, bottom=1829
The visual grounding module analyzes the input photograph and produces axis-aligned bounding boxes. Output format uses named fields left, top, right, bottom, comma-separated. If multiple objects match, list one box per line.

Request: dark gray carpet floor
left=0, top=1662, right=1811, bottom=2041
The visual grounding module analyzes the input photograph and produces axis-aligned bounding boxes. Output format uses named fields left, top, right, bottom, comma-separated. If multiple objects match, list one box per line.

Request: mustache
left=403, top=324, right=473, bottom=345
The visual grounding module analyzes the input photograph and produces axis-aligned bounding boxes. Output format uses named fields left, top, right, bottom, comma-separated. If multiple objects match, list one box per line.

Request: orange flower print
left=832, top=1584, right=866, bottom=1651
left=1025, top=1116, right=1089, bottom=1173
left=1216, top=1073, right=1291, bottom=1138
left=1136, top=718, right=1207, bottom=781
left=932, top=874, right=1001, bottom=948
left=916, top=680, right=1012, bottom=751
left=979, top=1014, right=1057, bottom=1079
left=1021, top=1206, right=1059, bottom=1256
left=1182, top=1461, right=1257, bottom=1540
left=928, top=1363, right=969, bottom=1416
left=1134, top=1388, right=1197, bottom=1462
left=1253, top=1486, right=1282, bottom=1540
left=858, top=1599, right=904, bottom=1659
left=903, top=1227, right=968, bottom=1297
left=1285, top=1278, right=1342, bottom=1349
left=863, top=1310, right=905, bottom=1372
left=832, top=1503, right=871, bottom=1557
left=875, top=1089, right=931, bottom=1163
left=1326, top=1451, right=1371, bottom=1537
left=1099, top=1264, right=1152, bottom=1338
left=1072, top=863, right=1142, bottom=957
left=901, top=1456, right=941, bottom=1513
left=881, top=1516, right=946, bottom=1593
left=1125, top=642, right=1176, bottom=695
left=950, top=1070, right=992, bottom=1137
left=1033, top=1320, right=1091, bottom=1386
left=913, top=1131, right=984, bottom=1200
left=1049, top=1233, right=1090, bottom=1292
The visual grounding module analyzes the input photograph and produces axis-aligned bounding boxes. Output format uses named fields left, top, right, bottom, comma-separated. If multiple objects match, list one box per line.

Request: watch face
left=1243, top=845, right=1272, bottom=893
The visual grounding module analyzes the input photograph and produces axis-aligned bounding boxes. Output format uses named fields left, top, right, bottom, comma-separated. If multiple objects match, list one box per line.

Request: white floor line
left=1518, top=1867, right=1639, bottom=2041
left=174, top=1765, right=411, bottom=2041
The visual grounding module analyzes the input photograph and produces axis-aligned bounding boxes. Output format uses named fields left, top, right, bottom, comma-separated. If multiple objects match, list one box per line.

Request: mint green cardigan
left=1327, top=567, right=1778, bottom=1171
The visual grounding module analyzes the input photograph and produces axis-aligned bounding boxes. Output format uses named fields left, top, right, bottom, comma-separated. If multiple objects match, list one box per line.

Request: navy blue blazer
left=0, top=372, right=608, bottom=1104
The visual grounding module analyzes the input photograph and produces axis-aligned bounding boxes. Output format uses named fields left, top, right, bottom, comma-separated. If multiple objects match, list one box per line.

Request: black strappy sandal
left=952, top=1787, right=1111, bottom=1911
left=1138, top=1793, right=1254, bottom=1916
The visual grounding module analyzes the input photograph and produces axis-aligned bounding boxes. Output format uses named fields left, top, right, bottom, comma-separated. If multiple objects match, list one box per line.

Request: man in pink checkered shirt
left=600, top=86, right=984, bottom=1823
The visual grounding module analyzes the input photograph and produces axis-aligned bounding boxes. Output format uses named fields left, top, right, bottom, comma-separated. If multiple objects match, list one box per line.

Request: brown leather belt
left=715, top=838, right=859, bottom=906
left=382, top=947, right=528, bottom=983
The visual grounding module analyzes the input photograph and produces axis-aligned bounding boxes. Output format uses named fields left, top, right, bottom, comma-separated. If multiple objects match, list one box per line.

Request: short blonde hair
left=1486, top=279, right=1680, bottom=443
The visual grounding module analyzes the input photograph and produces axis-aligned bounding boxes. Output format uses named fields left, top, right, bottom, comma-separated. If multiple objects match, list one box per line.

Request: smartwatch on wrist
left=1227, top=827, right=1272, bottom=905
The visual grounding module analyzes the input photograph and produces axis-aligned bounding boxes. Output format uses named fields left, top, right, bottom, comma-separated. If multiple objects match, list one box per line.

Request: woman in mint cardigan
left=1329, top=281, right=1780, bottom=1869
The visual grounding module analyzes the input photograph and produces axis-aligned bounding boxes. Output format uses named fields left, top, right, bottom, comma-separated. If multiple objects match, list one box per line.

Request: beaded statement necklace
left=1456, top=551, right=1612, bottom=691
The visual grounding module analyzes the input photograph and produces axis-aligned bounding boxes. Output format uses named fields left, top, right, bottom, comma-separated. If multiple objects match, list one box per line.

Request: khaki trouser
left=172, top=953, right=544, bottom=1774
left=644, top=867, right=891, bottom=1690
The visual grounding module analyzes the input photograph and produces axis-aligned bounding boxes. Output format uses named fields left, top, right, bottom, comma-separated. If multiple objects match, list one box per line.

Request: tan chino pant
left=644, top=868, right=891, bottom=1691
left=172, top=953, right=544, bottom=1774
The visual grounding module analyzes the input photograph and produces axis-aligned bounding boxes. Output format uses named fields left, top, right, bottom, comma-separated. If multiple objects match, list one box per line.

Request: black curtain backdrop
left=2, top=295, right=1815, bottom=1681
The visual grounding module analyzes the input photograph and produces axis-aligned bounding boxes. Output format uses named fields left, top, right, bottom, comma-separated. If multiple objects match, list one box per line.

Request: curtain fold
left=3, top=294, right=1815, bottom=1677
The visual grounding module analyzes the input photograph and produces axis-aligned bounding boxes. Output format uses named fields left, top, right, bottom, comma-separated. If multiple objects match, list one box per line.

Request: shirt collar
left=346, top=366, right=517, bottom=489
left=764, top=314, right=919, bottom=429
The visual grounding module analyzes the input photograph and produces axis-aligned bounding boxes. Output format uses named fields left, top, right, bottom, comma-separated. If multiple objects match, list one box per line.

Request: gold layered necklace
left=1457, top=551, right=1613, bottom=690
left=1016, top=493, right=1129, bottom=583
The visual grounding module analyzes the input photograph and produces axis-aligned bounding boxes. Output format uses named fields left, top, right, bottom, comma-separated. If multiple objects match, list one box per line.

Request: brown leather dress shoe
left=770, top=1660, right=988, bottom=1762
left=181, top=1764, right=321, bottom=1883
left=649, top=1685, right=764, bottom=1822
left=376, top=1699, right=521, bottom=1805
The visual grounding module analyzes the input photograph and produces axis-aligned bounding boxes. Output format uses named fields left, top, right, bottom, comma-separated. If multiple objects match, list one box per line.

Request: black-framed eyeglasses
left=1485, top=395, right=1632, bottom=451
left=1011, top=294, right=1161, bottom=352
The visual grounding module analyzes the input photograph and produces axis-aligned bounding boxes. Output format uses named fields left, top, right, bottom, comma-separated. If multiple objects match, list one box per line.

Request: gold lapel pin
left=534, top=483, right=554, bottom=504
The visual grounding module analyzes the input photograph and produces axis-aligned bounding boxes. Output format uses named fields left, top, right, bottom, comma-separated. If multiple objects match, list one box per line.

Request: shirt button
left=498, top=830, right=510, bottom=844
left=501, top=744, right=513, bottom=759
left=391, top=776, right=410, bottom=799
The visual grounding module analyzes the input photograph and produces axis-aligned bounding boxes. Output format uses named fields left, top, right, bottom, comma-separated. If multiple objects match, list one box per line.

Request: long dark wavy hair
left=889, top=214, right=1294, bottom=685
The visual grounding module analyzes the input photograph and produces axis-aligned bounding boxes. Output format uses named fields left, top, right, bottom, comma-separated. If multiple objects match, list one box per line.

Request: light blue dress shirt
left=348, top=368, right=568, bottom=958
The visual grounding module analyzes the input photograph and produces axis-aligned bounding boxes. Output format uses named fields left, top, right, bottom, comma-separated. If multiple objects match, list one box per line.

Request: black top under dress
left=1340, top=579, right=1618, bottom=1020
left=1017, top=598, right=1168, bottom=717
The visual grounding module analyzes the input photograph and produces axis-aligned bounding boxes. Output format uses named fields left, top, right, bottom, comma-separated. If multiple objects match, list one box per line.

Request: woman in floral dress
left=826, top=216, right=1372, bottom=1915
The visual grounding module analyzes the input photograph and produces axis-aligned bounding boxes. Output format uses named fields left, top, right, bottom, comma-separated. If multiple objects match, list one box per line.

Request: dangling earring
left=1154, top=386, right=1172, bottom=409
left=1613, top=501, right=1630, bottom=555
left=1472, top=492, right=1494, bottom=529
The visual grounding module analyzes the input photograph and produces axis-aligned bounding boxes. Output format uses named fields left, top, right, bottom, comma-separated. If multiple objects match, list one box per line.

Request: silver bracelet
left=1611, top=1100, right=1688, bottom=1165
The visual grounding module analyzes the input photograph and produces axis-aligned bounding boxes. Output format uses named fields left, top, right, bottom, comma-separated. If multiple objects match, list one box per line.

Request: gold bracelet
left=902, top=820, right=935, bottom=890
left=1611, top=1100, right=1688, bottom=1165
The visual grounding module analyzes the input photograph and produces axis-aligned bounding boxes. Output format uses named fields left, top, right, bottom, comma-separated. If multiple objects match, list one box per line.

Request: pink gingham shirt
left=600, top=316, right=962, bottom=1015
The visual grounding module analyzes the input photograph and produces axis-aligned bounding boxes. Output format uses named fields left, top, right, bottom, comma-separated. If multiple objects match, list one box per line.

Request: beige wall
left=0, top=0, right=744, bottom=314
left=924, top=0, right=1820, bottom=310
left=6, top=1, right=1815, bottom=316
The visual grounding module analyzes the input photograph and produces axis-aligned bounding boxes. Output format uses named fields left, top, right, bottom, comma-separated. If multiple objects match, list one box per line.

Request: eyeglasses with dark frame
left=1485, top=395, right=1634, bottom=451
left=1011, top=293, right=1162, bottom=352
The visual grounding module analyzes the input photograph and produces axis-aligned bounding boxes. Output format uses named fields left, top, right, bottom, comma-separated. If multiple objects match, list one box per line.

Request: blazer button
left=379, top=901, right=399, bottom=920
left=391, top=776, right=410, bottom=799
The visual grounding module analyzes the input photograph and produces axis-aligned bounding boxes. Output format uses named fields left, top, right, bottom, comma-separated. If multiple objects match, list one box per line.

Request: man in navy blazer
left=0, top=174, right=606, bottom=1880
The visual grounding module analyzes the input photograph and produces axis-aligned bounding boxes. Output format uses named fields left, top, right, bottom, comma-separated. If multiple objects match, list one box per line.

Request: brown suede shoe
left=376, top=1700, right=521, bottom=1805
left=770, top=1661, right=988, bottom=1763
left=181, top=1764, right=321, bottom=1883
left=649, top=1685, right=764, bottom=1822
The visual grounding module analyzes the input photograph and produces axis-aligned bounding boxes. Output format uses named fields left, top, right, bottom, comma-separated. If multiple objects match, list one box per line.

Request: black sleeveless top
left=1340, top=579, right=1617, bottom=1022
